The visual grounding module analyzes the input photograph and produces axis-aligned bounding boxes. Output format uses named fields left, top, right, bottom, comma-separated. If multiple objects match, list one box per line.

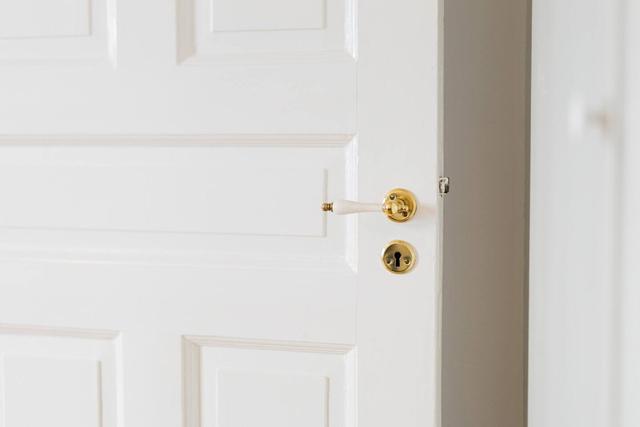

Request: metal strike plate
left=382, top=240, right=417, bottom=274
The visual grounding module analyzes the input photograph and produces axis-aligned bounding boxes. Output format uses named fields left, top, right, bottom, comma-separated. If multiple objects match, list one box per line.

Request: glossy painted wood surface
left=0, top=0, right=440, bottom=426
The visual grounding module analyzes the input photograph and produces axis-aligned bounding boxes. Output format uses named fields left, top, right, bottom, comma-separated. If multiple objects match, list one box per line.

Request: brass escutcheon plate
left=382, top=188, right=418, bottom=222
left=382, top=240, right=417, bottom=274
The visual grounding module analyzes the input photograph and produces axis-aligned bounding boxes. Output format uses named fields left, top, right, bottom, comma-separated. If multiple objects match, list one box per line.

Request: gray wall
left=441, top=0, right=530, bottom=426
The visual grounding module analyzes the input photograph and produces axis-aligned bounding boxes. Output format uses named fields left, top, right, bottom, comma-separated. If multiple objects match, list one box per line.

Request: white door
left=0, top=0, right=439, bottom=426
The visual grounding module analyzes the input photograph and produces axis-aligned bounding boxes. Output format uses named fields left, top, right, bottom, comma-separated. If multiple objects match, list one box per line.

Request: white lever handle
left=322, top=188, right=418, bottom=223
left=323, top=200, right=381, bottom=215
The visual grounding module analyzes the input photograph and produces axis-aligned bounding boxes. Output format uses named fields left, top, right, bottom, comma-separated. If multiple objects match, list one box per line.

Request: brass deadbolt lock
left=382, top=240, right=417, bottom=274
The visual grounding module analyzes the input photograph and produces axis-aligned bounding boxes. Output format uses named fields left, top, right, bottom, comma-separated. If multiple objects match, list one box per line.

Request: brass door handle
left=322, top=188, right=417, bottom=223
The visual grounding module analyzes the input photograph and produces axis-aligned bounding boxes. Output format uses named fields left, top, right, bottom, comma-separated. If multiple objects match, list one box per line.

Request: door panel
left=184, top=337, right=355, bottom=427
left=0, top=138, right=354, bottom=271
left=177, top=0, right=355, bottom=62
left=0, top=327, right=119, bottom=427
left=0, top=0, right=439, bottom=425
left=0, top=0, right=113, bottom=62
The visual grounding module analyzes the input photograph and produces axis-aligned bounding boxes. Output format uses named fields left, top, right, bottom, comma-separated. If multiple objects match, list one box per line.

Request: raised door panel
left=0, top=0, right=115, bottom=62
left=0, top=326, right=121, bottom=427
left=216, top=371, right=328, bottom=427
left=0, top=0, right=91, bottom=38
left=0, top=136, right=357, bottom=271
left=211, top=0, right=326, bottom=31
left=177, top=0, right=356, bottom=63
left=183, top=336, right=355, bottom=427
left=3, top=357, right=101, bottom=427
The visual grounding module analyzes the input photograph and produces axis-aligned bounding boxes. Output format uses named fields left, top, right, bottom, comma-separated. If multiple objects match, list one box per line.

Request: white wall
left=530, top=0, right=637, bottom=425
left=621, top=1, right=640, bottom=425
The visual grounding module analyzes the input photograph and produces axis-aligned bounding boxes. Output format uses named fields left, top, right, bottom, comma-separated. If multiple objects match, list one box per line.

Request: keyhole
left=382, top=241, right=415, bottom=274
left=394, top=252, right=402, bottom=268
